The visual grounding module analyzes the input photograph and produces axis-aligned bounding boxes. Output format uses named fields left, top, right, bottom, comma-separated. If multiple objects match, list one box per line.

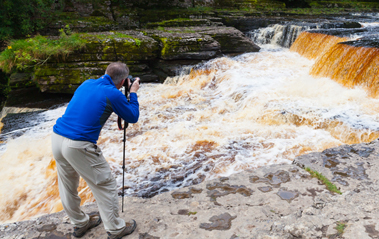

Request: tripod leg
left=122, top=123, right=126, bottom=212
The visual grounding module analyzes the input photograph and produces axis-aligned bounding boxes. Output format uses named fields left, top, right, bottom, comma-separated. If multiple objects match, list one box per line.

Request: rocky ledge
left=9, top=26, right=259, bottom=96
left=2, top=139, right=379, bottom=238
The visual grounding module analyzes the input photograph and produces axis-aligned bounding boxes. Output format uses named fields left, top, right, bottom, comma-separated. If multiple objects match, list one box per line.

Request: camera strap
left=117, top=116, right=129, bottom=130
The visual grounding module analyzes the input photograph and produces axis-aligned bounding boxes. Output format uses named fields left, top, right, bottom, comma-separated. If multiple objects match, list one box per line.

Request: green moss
left=305, top=167, right=342, bottom=194
left=56, top=16, right=117, bottom=29
left=35, top=67, right=103, bottom=85
left=146, top=18, right=210, bottom=28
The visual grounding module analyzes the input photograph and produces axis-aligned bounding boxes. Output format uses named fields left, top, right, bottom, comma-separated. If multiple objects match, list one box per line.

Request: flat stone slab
left=3, top=139, right=379, bottom=238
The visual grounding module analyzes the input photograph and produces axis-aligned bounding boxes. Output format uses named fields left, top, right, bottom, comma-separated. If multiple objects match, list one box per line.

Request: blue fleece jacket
left=53, top=74, right=139, bottom=143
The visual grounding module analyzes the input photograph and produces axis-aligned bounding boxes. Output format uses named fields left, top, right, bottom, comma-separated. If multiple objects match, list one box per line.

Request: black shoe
left=73, top=213, right=102, bottom=238
left=107, top=219, right=137, bottom=239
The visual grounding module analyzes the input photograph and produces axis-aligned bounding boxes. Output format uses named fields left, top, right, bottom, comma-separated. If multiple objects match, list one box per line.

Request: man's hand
left=128, top=77, right=140, bottom=93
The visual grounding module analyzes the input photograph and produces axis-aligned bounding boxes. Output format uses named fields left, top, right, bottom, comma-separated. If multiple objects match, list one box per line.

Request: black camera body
left=123, top=75, right=137, bottom=87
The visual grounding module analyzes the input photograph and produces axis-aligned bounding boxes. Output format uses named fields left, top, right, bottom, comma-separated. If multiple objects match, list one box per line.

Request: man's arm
left=111, top=92, right=139, bottom=123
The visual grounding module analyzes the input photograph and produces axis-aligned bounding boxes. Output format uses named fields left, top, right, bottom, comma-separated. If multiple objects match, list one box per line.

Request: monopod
left=117, top=76, right=136, bottom=212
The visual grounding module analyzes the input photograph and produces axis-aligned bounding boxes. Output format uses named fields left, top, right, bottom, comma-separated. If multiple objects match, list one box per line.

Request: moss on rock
left=146, top=18, right=211, bottom=28
left=43, top=15, right=119, bottom=35
left=9, top=73, right=36, bottom=89
left=144, top=30, right=221, bottom=60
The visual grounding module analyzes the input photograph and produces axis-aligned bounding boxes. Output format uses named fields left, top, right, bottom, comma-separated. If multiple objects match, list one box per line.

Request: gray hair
left=105, top=62, right=129, bottom=85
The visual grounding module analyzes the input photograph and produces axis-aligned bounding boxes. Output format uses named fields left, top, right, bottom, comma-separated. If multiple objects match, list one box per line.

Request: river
left=1, top=19, right=379, bottom=224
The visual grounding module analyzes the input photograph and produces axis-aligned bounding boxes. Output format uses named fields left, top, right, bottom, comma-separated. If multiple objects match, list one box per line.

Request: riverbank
left=2, top=138, right=379, bottom=238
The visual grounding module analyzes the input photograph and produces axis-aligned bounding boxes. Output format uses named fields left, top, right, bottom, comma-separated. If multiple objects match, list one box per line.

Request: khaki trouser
left=51, top=132, right=126, bottom=234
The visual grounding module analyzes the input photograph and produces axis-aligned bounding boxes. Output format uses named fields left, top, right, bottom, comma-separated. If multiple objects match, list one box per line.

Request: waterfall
left=249, top=24, right=311, bottom=48
left=290, top=29, right=379, bottom=97
left=290, top=31, right=348, bottom=59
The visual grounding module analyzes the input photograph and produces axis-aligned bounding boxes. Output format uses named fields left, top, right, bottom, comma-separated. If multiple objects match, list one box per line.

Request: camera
left=123, top=75, right=137, bottom=87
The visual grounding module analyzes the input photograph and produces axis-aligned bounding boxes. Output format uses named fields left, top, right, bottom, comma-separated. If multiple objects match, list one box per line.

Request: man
left=51, top=62, right=140, bottom=239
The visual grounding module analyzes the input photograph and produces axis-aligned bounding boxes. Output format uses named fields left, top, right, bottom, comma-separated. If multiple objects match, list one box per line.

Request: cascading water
left=290, top=24, right=379, bottom=97
left=2, top=16, right=379, bottom=224
left=249, top=24, right=311, bottom=48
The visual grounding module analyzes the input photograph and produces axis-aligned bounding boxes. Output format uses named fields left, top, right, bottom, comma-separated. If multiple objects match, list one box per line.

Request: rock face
left=16, top=27, right=259, bottom=94
left=3, top=139, right=379, bottom=238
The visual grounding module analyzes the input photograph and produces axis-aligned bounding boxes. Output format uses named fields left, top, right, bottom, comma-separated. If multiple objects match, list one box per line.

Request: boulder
left=195, top=26, right=261, bottom=53
left=143, top=29, right=221, bottom=60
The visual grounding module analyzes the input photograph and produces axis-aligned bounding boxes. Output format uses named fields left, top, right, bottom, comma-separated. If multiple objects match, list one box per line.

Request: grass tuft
left=336, top=222, right=347, bottom=235
left=0, top=26, right=85, bottom=73
left=305, top=167, right=342, bottom=194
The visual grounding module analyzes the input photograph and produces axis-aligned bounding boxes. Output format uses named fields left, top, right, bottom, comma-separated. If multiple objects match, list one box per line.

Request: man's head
left=105, top=62, right=129, bottom=86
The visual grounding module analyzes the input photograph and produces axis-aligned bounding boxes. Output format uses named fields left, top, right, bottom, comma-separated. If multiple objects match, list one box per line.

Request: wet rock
left=320, top=146, right=370, bottom=186
left=258, top=186, right=273, bottom=193
left=171, top=187, right=203, bottom=199
left=0, top=110, right=47, bottom=141
left=305, top=26, right=379, bottom=38
left=276, top=188, right=299, bottom=203
left=220, top=177, right=229, bottom=182
left=199, top=213, right=236, bottom=231
left=351, top=147, right=375, bottom=158
left=249, top=170, right=290, bottom=188
left=206, top=182, right=253, bottom=205
left=304, top=188, right=323, bottom=199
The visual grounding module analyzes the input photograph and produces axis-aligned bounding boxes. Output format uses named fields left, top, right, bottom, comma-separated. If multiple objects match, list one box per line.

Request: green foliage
left=59, top=25, right=72, bottom=36
left=188, top=211, right=197, bottom=216
left=134, top=39, right=141, bottom=47
left=0, top=26, right=86, bottom=73
left=305, top=167, right=342, bottom=194
left=0, top=0, right=62, bottom=42
left=336, top=222, right=347, bottom=235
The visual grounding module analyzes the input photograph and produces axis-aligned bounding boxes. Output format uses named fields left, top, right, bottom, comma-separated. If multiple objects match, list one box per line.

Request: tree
left=0, top=0, right=62, bottom=42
